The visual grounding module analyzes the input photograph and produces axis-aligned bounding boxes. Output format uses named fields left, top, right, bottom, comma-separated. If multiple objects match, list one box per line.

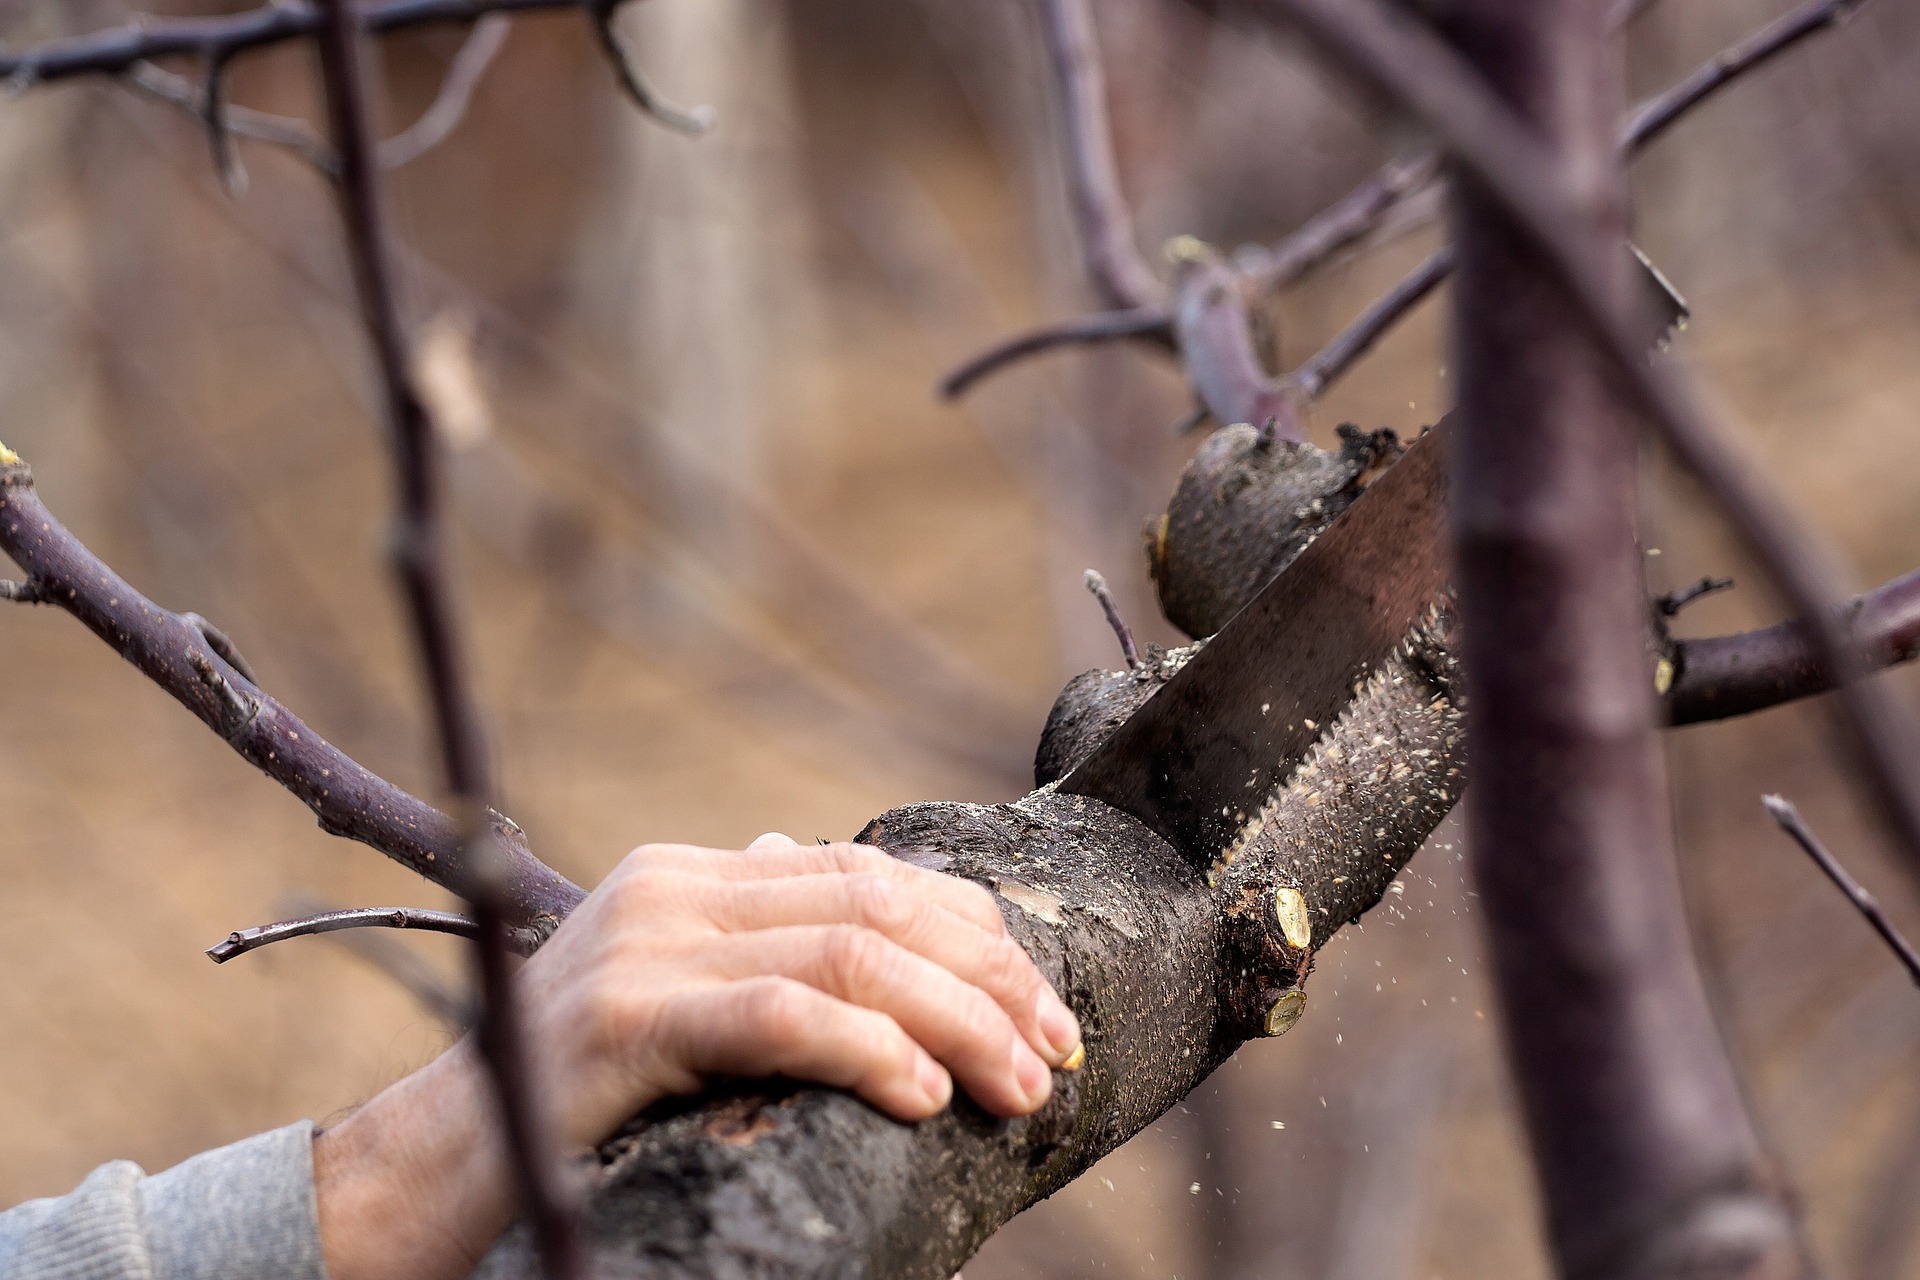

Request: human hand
left=314, top=834, right=1081, bottom=1280
left=519, top=833, right=1082, bottom=1146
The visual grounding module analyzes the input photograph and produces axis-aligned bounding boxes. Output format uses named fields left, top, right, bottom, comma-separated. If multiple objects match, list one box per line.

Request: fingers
left=711, top=925, right=1052, bottom=1117
left=696, top=871, right=1080, bottom=1067
left=628, top=840, right=1009, bottom=936
left=653, top=978, right=951, bottom=1122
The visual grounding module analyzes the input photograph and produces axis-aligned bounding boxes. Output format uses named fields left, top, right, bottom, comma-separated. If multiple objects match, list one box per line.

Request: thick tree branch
left=208, top=905, right=480, bottom=963
left=0, top=451, right=583, bottom=942
left=1764, top=796, right=1920, bottom=988
left=1034, top=0, right=1163, bottom=311
left=1667, top=568, right=1920, bottom=724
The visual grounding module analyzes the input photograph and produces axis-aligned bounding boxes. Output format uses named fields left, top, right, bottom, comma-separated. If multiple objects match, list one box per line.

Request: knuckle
left=847, top=873, right=914, bottom=933
left=957, top=881, right=1007, bottom=931
left=983, top=933, right=1041, bottom=999
left=823, top=924, right=893, bottom=992
left=738, top=977, right=810, bottom=1043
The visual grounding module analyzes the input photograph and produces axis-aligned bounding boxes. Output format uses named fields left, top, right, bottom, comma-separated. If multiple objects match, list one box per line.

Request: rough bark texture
left=1149, top=422, right=1399, bottom=640
left=1442, top=2, right=1809, bottom=1277
left=478, top=429, right=1466, bottom=1278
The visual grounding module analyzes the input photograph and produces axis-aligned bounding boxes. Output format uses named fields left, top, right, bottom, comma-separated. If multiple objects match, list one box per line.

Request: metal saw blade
left=1057, top=420, right=1451, bottom=867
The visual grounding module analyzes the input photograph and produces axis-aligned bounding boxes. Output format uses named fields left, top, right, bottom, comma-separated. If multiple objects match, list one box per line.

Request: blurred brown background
left=2, top=1, right=1918, bottom=1276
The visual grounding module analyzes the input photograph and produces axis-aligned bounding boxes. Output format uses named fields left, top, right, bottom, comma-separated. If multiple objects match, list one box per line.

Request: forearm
left=314, top=1043, right=517, bottom=1280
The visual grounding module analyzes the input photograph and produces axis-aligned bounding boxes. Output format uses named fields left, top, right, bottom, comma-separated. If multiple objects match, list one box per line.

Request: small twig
left=0, top=576, right=46, bottom=603
left=589, top=0, right=716, bottom=136
left=1034, top=0, right=1162, bottom=310
left=197, top=48, right=247, bottom=195
left=380, top=13, right=512, bottom=166
left=124, top=61, right=337, bottom=174
left=208, top=905, right=480, bottom=963
left=1623, top=0, right=1869, bottom=152
left=1241, top=151, right=1443, bottom=293
left=1764, top=796, right=1920, bottom=987
left=1083, top=569, right=1141, bottom=669
left=1657, top=575, right=1734, bottom=618
left=1287, top=245, right=1451, bottom=402
left=182, top=611, right=260, bottom=682
left=280, top=893, right=473, bottom=1025
left=939, top=306, right=1172, bottom=399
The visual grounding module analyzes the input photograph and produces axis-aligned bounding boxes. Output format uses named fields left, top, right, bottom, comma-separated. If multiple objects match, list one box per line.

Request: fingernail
left=1035, top=987, right=1081, bottom=1064
left=1061, top=1042, right=1085, bottom=1072
left=917, top=1054, right=952, bottom=1110
left=1013, top=1041, right=1051, bottom=1106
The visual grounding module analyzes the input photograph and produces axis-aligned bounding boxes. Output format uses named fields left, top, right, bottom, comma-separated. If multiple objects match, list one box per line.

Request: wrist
left=314, top=1041, right=515, bottom=1280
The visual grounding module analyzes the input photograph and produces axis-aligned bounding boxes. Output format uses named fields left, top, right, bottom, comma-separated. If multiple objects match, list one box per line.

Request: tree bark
left=1441, top=2, right=1810, bottom=1277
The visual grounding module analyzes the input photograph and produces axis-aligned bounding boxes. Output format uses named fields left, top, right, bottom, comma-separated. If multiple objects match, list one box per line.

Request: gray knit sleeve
left=0, top=1122, right=327, bottom=1280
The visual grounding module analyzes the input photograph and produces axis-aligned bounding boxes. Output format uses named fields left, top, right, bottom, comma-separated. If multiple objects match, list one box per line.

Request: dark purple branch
left=280, top=893, right=475, bottom=1025
left=0, top=0, right=583, bottom=84
left=1764, top=796, right=1920, bottom=987
left=1034, top=0, right=1164, bottom=311
left=1438, top=0, right=1804, bottom=1273
left=1081, top=569, right=1141, bottom=669
left=309, top=3, right=583, bottom=1275
left=939, top=306, right=1172, bottom=399
left=1668, top=568, right=1920, bottom=724
left=1240, top=151, right=1442, bottom=292
left=1622, top=0, right=1870, bottom=152
left=1249, top=0, right=1920, bottom=890
left=1168, top=249, right=1300, bottom=438
left=1656, top=575, right=1734, bottom=618
left=1288, top=245, right=1450, bottom=401
left=208, top=905, right=480, bottom=963
left=0, top=455, right=583, bottom=941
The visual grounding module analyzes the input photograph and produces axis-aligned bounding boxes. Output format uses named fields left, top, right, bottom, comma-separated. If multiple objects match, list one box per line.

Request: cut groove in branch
left=1764, top=795, right=1920, bottom=986
left=939, top=306, right=1172, bottom=399
left=1082, top=569, right=1141, bottom=669
left=590, top=2, right=716, bottom=136
left=208, top=905, right=480, bottom=963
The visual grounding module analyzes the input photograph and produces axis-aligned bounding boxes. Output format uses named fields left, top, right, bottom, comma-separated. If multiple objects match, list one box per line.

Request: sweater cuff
left=139, top=1121, right=326, bottom=1280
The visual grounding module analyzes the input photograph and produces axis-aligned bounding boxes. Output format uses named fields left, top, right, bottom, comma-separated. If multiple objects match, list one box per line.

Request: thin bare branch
left=1623, top=0, right=1870, bottom=152
left=309, top=0, right=582, bottom=1272
left=1240, top=151, right=1443, bottom=292
left=1656, top=575, right=1734, bottom=619
left=1167, top=244, right=1302, bottom=438
left=208, top=905, right=480, bottom=963
left=1288, top=245, right=1450, bottom=401
left=123, top=61, right=336, bottom=173
left=939, top=306, right=1172, bottom=399
left=1034, top=0, right=1162, bottom=310
left=589, top=0, right=715, bottom=136
left=379, top=13, right=513, bottom=166
left=0, top=451, right=583, bottom=939
left=281, top=894, right=473, bottom=1025
left=1082, top=569, right=1141, bottom=669
left=0, top=0, right=579, bottom=84
left=1250, top=0, right=1920, bottom=884
left=1765, top=796, right=1920, bottom=987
